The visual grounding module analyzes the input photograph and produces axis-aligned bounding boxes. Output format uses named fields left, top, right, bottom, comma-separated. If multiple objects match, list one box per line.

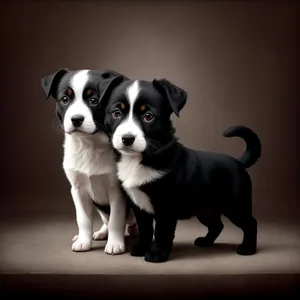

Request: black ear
left=41, top=68, right=69, bottom=99
left=99, top=75, right=127, bottom=104
left=152, top=78, right=187, bottom=117
left=101, top=69, right=130, bottom=81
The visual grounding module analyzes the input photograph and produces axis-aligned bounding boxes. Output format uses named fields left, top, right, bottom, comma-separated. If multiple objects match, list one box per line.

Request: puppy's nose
left=71, top=115, right=84, bottom=127
left=122, top=134, right=135, bottom=146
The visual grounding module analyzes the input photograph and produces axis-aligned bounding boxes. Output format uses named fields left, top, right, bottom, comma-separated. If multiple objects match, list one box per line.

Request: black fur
left=103, top=77, right=262, bottom=263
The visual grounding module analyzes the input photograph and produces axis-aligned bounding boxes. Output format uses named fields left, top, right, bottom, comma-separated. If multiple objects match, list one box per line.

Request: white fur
left=112, top=80, right=147, bottom=153
left=63, top=70, right=96, bottom=134
left=117, top=154, right=166, bottom=214
left=62, top=71, right=135, bottom=255
left=63, top=132, right=115, bottom=176
left=64, top=133, right=127, bottom=254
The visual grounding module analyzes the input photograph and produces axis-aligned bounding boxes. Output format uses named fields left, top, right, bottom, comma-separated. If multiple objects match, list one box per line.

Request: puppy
left=100, top=77, right=262, bottom=263
left=41, top=68, right=138, bottom=255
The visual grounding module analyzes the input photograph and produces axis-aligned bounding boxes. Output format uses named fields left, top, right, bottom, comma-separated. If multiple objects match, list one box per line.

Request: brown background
left=1, top=0, right=299, bottom=223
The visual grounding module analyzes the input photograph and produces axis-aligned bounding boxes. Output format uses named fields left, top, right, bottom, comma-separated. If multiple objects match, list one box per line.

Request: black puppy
left=100, top=76, right=261, bottom=263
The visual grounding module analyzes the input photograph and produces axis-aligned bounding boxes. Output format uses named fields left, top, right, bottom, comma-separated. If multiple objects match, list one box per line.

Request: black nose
left=71, top=115, right=84, bottom=127
left=122, top=134, right=135, bottom=146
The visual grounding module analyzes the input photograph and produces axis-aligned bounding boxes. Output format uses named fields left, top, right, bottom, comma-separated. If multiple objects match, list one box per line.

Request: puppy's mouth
left=118, top=146, right=141, bottom=155
left=66, top=128, right=93, bottom=135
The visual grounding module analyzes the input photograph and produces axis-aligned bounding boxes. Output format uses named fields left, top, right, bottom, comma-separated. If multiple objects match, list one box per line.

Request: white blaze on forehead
left=125, top=80, right=140, bottom=107
left=70, top=70, right=90, bottom=94
left=123, top=80, right=140, bottom=133
left=63, top=70, right=96, bottom=134
left=111, top=80, right=147, bottom=153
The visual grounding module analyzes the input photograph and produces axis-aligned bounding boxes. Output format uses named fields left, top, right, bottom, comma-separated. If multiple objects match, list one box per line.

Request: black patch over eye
left=143, top=112, right=154, bottom=122
left=61, top=96, right=70, bottom=105
left=89, top=98, right=99, bottom=106
left=112, top=108, right=122, bottom=119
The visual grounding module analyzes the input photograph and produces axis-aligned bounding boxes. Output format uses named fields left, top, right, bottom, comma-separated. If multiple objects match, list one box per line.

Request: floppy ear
left=152, top=78, right=187, bottom=117
left=101, top=69, right=130, bottom=81
left=99, top=75, right=127, bottom=104
left=41, top=68, right=69, bottom=99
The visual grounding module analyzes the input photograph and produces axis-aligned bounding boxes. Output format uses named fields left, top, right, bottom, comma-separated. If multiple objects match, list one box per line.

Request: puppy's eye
left=112, top=109, right=122, bottom=119
left=143, top=112, right=154, bottom=122
left=61, top=96, right=70, bottom=105
left=89, top=98, right=99, bottom=106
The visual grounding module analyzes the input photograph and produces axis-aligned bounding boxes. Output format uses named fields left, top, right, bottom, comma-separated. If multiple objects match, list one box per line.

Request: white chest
left=117, top=154, right=166, bottom=214
left=125, top=186, right=154, bottom=214
left=63, top=133, right=116, bottom=176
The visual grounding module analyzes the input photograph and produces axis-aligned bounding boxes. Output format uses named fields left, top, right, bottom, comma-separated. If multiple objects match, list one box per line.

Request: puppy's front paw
left=237, top=243, right=256, bottom=256
left=72, top=239, right=92, bottom=252
left=105, top=242, right=126, bottom=255
left=130, top=242, right=150, bottom=257
left=144, top=244, right=170, bottom=263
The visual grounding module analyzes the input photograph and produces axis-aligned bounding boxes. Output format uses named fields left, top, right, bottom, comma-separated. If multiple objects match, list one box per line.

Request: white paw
left=72, top=238, right=92, bottom=252
left=93, top=224, right=108, bottom=240
left=72, top=235, right=78, bottom=242
left=104, top=242, right=126, bottom=255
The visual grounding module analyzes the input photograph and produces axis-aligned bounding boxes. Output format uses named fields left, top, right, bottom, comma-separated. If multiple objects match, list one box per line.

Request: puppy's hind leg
left=93, top=211, right=109, bottom=241
left=126, top=208, right=139, bottom=237
left=225, top=181, right=257, bottom=255
left=194, top=212, right=224, bottom=247
left=225, top=213, right=257, bottom=255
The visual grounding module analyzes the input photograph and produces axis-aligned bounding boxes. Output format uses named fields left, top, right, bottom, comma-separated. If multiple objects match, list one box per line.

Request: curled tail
left=223, top=125, right=261, bottom=169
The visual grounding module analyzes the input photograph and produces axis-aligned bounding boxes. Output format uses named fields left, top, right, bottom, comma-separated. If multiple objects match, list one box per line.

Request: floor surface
left=1, top=210, right=299, bottom=298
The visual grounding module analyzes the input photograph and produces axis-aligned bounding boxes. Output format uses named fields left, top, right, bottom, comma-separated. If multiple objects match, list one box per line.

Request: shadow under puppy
left=100, top=76, right=262, bottom=263
left=41, top=68, right=138, bottom=255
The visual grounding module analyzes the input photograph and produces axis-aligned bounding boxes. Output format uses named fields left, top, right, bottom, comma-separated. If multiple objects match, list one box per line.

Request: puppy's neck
left=141, top=137, right=183, bottom=171
left=64, top=131, right=109, bottom=149
left=63, top=132, right=116, bottom=175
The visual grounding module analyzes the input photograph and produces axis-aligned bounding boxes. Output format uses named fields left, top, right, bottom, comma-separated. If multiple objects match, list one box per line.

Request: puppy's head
left=41, top=68, right=127, bottom=135
left=103, top=78, right=187, bottom=155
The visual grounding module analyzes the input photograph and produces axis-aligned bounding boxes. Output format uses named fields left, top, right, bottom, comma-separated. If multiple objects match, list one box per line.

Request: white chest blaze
left=63, top=133, right=116, bottom=176
left=117, top=154, right=166, bottom=214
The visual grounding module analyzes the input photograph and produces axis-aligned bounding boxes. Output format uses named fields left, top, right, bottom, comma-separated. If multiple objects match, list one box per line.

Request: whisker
left=51, top=118, right=64, bottom=135
left=94, top=121, right=110, bottom=136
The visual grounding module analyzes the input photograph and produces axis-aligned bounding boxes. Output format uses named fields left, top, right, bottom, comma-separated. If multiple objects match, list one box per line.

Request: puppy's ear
left=41, top=68, right=69, bottom=99
left=99, top=75, right=127, bottom=104
left=152, top=79, right=187, bottom=117
left=101, top=69, right=130, bottom=81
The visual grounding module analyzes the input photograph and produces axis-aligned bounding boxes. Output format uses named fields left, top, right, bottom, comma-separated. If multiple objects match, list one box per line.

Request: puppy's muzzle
left=122, top=134, right=135, bottom=147
left=71, top=115, right=84, bottom=127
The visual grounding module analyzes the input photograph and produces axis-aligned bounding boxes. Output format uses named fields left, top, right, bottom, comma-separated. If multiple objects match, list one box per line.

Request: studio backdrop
left=1, top=0, right=298, bottom=223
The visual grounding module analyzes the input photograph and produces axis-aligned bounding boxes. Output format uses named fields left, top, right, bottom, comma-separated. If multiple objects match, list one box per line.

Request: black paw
left=237, top=243, right=256, bottom=255
left=194, top=237, right=214, bottom=247
left=144, top=244, right=170, bottom=263
left=130, top=242, right=150, bottom=257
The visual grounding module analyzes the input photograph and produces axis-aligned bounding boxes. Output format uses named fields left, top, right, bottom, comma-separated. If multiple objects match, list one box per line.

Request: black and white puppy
left=102, top=77, right=261, bottom=263
left=41, top=69, right=138, bottom=255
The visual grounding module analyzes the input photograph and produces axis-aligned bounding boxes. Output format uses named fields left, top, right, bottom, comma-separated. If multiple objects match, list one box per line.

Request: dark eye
left=89, top=98, right=99, bottom=106
left=112, top=109, right=122, bottom=119
left=61, top=96, right=70, bottom=105
left=143, top=112, right=154, bottom=122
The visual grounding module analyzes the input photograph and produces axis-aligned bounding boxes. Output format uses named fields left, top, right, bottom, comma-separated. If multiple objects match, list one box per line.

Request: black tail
left=223, top=125, right=261, bottom=169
